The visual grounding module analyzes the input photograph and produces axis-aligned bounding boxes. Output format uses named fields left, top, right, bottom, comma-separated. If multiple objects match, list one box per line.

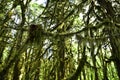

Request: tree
left=0, top=0, right=120, bottom=80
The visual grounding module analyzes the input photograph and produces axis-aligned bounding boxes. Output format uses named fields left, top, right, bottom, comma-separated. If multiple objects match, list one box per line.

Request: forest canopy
left=0, top=0, right=120, bottom=80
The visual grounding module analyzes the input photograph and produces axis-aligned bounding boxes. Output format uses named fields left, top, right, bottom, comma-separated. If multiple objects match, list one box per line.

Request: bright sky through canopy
left=32, top=0, right=47, bottom=5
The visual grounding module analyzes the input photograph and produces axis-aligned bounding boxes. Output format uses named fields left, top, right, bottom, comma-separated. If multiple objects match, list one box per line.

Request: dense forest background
left=0, top=0, right=120, bottom=80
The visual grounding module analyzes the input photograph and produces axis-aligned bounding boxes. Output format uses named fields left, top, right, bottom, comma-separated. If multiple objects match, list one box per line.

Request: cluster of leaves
left=0, top=0, right=120, bottom=80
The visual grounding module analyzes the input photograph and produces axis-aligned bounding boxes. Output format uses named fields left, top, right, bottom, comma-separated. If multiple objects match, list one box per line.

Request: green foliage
left=0, top=0, right=120, bottom=80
